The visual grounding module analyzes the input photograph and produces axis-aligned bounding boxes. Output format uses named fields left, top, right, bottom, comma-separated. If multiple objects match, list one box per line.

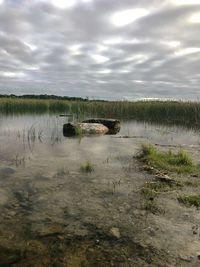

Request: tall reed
left=0, top=98, right=200, bottom=128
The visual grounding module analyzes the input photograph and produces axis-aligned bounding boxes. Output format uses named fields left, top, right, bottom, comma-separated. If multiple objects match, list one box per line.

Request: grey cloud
left=0, top=0, right=200, bottom=99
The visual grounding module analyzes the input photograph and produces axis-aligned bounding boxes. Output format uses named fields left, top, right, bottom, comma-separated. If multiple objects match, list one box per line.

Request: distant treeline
left=0, top=94, right=106, bottom=102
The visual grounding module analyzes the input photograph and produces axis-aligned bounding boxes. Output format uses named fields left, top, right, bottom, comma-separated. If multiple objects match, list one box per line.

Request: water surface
left=0, top=114, right=200, bottom=266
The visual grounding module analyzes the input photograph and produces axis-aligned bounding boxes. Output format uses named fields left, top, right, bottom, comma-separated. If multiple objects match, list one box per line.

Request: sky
left=0, top=0, right=200, bottom=100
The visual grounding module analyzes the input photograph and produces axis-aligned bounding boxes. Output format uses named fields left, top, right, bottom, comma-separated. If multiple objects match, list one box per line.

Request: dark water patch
left=9, top=217, right=170, bottom=267
left=0, top=244, right=21, bottom=266
left=0, top=167, right=15, bottom=179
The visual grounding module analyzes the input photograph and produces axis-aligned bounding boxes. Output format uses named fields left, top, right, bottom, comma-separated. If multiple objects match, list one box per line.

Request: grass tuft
left=75, top=126, right=82, bottom=136
left=80, top=161, right=94, bottom=173
left=140, top=185, right=160, bottom=214
left=137, top=144, right=195, bottom=173
left=178, top=195, right=200, bottom=207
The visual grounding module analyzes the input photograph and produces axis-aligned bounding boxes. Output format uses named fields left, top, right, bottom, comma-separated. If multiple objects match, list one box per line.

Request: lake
left=0, top=114, right=200, bottom=266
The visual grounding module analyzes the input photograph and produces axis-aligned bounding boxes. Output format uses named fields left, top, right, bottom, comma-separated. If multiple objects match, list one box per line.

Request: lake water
left=0, top=114, right=200, bottom=266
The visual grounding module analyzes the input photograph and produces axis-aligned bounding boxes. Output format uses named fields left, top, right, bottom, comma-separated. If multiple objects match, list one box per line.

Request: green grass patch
left=178, top=195, right=200, bottom=207
left=80, top=161, right=94, bottom=173
left=138, top=144, right=197, bottom=173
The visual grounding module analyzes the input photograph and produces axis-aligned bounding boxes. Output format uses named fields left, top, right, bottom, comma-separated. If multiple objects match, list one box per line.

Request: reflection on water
left=0, top=114, right=200, bottom=266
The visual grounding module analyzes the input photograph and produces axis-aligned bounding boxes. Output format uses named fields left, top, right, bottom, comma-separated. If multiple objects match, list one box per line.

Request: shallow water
left=0, top=114, right=200, bottom=266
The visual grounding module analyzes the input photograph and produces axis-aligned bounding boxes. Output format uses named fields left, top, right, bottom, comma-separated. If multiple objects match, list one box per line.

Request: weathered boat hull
left=82, top=119, right=120, bottom=134
left=63, top=123, right=109, bottom=137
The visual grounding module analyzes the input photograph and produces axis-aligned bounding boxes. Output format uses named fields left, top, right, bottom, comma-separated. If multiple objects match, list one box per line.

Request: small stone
left=197, top=255, right=200, bottom=260
left=58, top=235, right=64, bottom=241
left=110, top=227, right=121, bottom=238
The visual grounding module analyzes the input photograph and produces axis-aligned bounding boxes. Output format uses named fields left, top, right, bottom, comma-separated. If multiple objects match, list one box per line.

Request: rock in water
left=82, top=119, right=120, bottom=134
left=63, top=123, right=76, bottom=136
left=63, top=123, right=109, bottom=137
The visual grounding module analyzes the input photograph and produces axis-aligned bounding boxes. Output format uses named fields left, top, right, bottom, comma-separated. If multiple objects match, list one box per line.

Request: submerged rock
left=82, top=119, right=120, bottom=134
left=63, top=123, right=109, bottom=137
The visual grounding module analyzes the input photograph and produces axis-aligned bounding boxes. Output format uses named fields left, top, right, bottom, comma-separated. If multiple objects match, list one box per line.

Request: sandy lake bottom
left=0, top=114, right=200, bottom=266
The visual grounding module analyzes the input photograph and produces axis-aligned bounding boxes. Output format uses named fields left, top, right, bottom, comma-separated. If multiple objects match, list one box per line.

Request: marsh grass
left=1, top=98, right=200, bottom=129
left=14, top=154, right=26, bottom=167
left=137, top=144, right=196, bottom=173
left=178, top=195, right=200, bottom=207
left=80, top=161, right=94, bottom=173
left=71, top=125, right=82, bottom=144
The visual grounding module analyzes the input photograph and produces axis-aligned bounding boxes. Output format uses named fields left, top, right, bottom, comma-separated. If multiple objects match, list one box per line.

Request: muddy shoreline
left=1, top=152, right=200, bottom=266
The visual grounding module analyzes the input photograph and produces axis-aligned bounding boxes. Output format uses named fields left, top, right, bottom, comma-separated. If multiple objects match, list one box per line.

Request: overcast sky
left=0, top=0, right=200, bottom=100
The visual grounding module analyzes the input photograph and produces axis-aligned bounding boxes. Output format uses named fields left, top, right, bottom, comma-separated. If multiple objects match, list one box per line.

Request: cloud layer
left=0, top=0, right=200, bottom=100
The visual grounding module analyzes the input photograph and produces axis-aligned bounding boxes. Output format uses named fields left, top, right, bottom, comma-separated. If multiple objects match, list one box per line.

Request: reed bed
left=0, top=98, right=200, bottom=128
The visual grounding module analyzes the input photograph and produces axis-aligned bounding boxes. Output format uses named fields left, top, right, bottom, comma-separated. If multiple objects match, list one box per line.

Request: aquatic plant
left=75, top=126, right=82, bottom=136
left=80, top=161, right=94, bottom=173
